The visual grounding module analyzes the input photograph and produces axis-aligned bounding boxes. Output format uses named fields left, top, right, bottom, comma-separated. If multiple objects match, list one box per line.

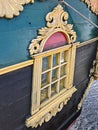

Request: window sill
left=26, top=86, right=77, bottom=128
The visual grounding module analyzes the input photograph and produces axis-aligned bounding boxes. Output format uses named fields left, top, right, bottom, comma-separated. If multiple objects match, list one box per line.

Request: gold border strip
left=0, top=37, right=98, bottom=75
left=77, top=37, right=98, bottom=48
left=0, top=60, right=33, bottom=75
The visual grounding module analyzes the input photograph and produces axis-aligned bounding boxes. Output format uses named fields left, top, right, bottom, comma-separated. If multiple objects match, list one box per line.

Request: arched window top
left=29, top=5, right=76, bottom=56
left=43, top=32, right=68, bottom=51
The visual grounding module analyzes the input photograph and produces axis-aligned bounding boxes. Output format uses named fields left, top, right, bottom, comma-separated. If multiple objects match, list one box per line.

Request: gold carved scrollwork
left=0, top=0, right=34, bottom=18
left=29, top=5, right=76, bottom=56
left=82, top=0, right=98, bottom=15
left=26, top=90, right=76, bottom=128
left=26, top=5, right=77, bottom=128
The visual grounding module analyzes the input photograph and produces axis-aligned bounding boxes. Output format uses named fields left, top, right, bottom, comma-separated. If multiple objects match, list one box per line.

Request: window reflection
left=52, top=69, right=58, bottom=81
left=60, top=78, right=66, bottom=90
left=41, top=88, right=49, bottom=103
left=41, top=72, right=50, bottom=87
left=51, top=82, right=57, bottom=96
left=60, top=65, right=66, bottom=77
left=42, top=56, right=51, bottom=71
left=53, top=53, right=59, bottom=67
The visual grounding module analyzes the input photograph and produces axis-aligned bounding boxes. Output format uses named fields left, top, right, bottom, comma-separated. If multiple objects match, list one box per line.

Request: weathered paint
left=0, top=42, right=97, bottom=130
left=0, top=0, right=98, bottom=68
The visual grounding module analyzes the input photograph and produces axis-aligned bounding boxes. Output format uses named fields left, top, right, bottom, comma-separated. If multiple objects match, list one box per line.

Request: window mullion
left=56, top=53, right=61, bottom=93
left=48, top=55, right=52, bottom=98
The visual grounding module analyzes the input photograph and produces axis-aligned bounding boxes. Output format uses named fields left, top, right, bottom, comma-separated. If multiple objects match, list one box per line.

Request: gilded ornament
left=26, top=5, right=77, bottom=128
left=26, top=96, right=74, bottom=128
left=82, top=0, right=98, bottom=14
left=29, top=4, right=76, bottom=56
left=0, top=0, right=34, bottom=18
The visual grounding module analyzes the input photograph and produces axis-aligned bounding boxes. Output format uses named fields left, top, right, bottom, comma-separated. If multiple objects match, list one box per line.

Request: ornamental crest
left=29, top=4, right=76, bottom=55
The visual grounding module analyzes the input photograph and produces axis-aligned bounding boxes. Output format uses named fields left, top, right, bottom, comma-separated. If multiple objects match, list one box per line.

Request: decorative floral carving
left=26, top=87, right=77, bottom=128
left=29, top=5, right=76, bottom=55
left=26, top=97, right=72, bottom=128
left=0, top=0, right=34, bottom=18
left=82, top=0, right=98, bottom=15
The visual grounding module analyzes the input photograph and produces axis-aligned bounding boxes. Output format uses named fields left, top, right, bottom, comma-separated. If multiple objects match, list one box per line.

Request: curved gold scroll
left=0, top=0, right=34, bottom=19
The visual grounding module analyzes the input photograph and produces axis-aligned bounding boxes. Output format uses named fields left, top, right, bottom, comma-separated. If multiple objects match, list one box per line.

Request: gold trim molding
left=26, top=87, right=77, bottom=128
left=82, top=0, right=98, bottom=15
left=0, top=37, right=97, bottom=75
left=0, top=60, right=33, bottom=75
left=0, top=0, right=34, bottom=19
left=77, top=37, right=98, bottom=48
left=29, top=4, right=76, bottom=55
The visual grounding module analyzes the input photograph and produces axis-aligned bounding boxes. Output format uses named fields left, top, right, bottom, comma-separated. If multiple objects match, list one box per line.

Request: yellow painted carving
left=26, top=87, right=77, bottom=128
left=82, top=0, right=98, bottom=15
left=0, top=0, right=34, bottom=18
left=29, top=4, right=76, bottom=55
left=26, top=44, right=77, bottom=128
left=26, top=5, right=77, bottom=128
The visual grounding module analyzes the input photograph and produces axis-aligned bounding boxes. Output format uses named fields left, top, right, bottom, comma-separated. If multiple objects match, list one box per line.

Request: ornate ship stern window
left=26, top=5, right=77, bottom=128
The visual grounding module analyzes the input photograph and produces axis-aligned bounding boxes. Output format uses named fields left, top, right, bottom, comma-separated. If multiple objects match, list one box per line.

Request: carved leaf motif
left=0, top=0, right=34, bottom=18
left=29, top=39, right=40, bottom=55
left=29, top=4, right=77, bottom=56
left=82, top=0, right=98, bottom=14
left=46, top=5, right=68, bottom=28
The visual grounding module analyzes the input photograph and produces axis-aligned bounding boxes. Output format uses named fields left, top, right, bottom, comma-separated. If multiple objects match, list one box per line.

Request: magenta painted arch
left=43, top=32, right=68, bottom=51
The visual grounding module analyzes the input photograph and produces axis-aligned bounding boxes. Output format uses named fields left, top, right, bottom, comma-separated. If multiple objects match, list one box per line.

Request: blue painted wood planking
left=0, top=0, right=98, bottom=68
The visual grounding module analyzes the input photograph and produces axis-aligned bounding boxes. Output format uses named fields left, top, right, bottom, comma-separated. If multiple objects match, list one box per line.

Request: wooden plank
left=74, top=42, right=97, bottom=86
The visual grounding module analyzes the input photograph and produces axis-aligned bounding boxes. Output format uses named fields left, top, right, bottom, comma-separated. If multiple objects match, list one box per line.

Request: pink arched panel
left=43, top=32, right=68, bottom=51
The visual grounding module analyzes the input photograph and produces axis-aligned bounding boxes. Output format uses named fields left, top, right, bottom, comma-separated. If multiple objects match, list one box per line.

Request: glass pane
left=53, top=53, right=59, bottom=67
left=60, top=65, right=66, bottom=77
left=60, top=78, right=66, bottom=91
left=60, top=51, right=67, bottom=64
left=51, top=82, right=57, bottom=96
left=41, top=72, right=50, bottom=87
left=40, top=88, right=48, bottom=103
left=52, top=69, right=58, bottom=81
left=42, top=56, right=51, bottom=71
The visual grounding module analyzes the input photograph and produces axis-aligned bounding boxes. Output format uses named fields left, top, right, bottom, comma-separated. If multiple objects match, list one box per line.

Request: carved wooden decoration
left=26, top=88, right=76, bottom=128
left=29, top=5, right=76, bottom=55
left=82, top=0, right=98, bottom=15
left=26, top=5, right=77, bottom=128
left=0, top=0, right=34, bottom=18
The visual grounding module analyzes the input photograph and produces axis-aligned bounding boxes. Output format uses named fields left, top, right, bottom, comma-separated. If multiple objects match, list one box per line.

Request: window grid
left=41, top=50, right=69, bottom=104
